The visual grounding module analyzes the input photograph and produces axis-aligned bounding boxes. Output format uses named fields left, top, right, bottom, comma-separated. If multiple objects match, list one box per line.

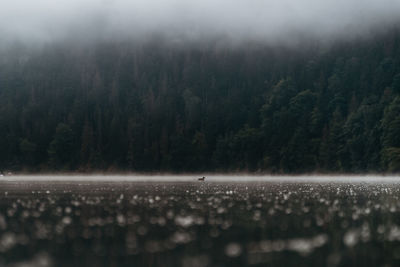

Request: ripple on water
left=0, top=178, right=400, bottom=266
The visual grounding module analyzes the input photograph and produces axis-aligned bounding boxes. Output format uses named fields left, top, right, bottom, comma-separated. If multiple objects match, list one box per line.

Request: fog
left=1, top=0, right=400, bottom=45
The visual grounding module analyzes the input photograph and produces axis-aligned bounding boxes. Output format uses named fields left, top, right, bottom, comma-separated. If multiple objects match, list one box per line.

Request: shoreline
left=1, top=174, right=400, bottom=183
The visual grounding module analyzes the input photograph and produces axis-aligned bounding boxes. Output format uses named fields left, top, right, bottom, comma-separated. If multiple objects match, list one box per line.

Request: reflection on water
left=1, top=177, right=400, bottom=266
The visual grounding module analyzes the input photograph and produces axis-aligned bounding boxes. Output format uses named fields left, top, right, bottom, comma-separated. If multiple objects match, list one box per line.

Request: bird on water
left=198, top=176, right=206, bottom=181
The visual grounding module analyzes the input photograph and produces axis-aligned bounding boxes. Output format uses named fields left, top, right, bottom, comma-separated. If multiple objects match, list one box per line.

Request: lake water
left=1, top=176, right=400, bottom=267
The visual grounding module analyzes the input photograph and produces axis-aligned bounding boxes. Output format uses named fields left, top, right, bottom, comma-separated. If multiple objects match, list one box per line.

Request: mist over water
left=4, top=175, right=400, bottom=183
left=1, top=0, right=400, bottom=46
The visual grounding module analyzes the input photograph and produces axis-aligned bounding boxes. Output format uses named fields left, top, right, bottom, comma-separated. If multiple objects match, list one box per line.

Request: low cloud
left=1, top=0, right=400, bottom=45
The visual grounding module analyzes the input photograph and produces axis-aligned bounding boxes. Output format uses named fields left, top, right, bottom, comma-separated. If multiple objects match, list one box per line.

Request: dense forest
left=1, top=28, right=400, bottom=173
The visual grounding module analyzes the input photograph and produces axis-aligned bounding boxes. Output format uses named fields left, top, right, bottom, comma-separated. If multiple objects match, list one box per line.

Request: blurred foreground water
left=1, top=176, right=400, bottom=267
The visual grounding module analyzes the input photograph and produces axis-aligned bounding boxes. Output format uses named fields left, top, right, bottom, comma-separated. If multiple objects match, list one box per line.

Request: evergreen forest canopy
left=1, top=28, right=400, bottom=174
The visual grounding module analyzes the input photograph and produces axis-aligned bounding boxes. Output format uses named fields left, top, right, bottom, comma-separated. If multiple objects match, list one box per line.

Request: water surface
left=1, top=176, right=400, bottom=267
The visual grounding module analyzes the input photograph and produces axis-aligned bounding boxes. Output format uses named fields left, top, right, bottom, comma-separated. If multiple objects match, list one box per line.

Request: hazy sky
left=1, top=0, right=400, bottom=45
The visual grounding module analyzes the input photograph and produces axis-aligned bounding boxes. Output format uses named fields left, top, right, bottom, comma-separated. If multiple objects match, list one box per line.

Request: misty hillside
left=1, top=27, right=400, bottom=173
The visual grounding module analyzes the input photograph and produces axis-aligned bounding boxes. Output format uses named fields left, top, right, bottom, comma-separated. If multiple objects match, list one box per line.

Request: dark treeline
left=1, top=29, right=400, bottom=173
